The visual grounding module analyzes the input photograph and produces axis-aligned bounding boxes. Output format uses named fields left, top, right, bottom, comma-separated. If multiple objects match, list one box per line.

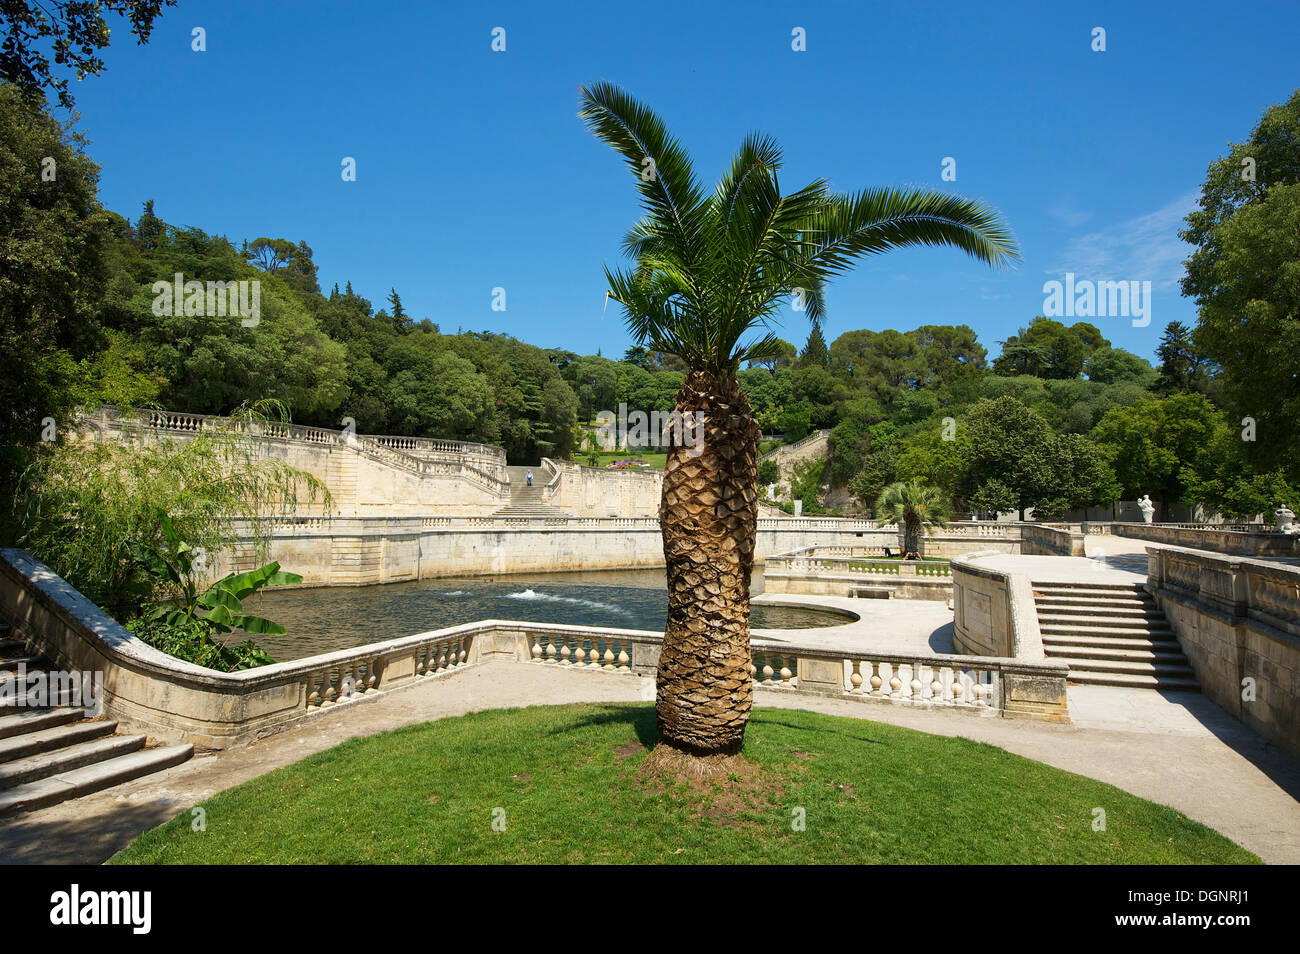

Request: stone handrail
left=539, top=458, right=563, bottom=500
left=758, top=428, right=831, bottom=461
left=0, top=549, right=1071, bottom=750
left=1019, top=522, right=1086, bottom=557
left=1107, top=522, right=1297, bottom=557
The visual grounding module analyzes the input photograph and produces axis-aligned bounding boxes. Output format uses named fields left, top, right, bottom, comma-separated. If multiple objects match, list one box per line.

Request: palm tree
left=580, top=82, right=1017, bottom=756
left=876, top=481, right=952, bottom=559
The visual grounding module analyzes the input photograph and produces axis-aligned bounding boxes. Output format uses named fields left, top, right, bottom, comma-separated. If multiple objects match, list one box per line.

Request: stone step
left=0, top=684, right=82, bottom=708
left=1045, top=644, right=1190, bottom=664
left=1033, top=601, right=1158, bottom=618
left=1040, top=621, right=1173, bottom=638
left=0, top=720, right=116, bottom=763
left=1056, top=655, right=1196, bottom=677
left=1065, top=669, right=1200, bottom=691
left=0, top=744, right=194, bottom=818
left=1035, top=602, right=1157, bottom=616
left=0, top=708, right=85, bottom=740
left=1038, top=612, right=1168, bottom=629
left=0, top=734, right=147, bottom=788
left=1043, top=633, right=1179, bottom=651
left=1031, top=582, right=1147, bottom=596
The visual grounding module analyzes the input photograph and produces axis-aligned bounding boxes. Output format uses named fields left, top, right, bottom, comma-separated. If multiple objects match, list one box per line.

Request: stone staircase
left=0, top=619, right=193, bottom=818
left=492, top=466, right=571, bottom=518
left=1032, top=581, right=1199, bottom=690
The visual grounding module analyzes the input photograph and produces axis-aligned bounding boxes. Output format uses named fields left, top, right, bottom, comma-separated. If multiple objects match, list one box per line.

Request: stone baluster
left=322, top=669, right=338, bottom=706
left=307, top=671, right=324, bottom=708
left=849, top=660, right=863, bottom=693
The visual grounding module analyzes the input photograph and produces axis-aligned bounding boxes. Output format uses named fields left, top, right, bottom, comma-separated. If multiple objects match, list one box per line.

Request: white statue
left=1276, top=505, right=1297, bottom=534
left=1138, top=495, right=1155, bottom=524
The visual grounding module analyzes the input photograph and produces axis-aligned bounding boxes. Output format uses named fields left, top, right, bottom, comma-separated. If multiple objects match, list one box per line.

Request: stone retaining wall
left=1147, top=544, right=1300, bottom=758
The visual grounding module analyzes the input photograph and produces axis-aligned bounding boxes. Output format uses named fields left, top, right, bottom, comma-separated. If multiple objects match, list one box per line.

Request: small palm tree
left=581, top=82, right=1016, bottom=757
left=876, top=481, right=951, bottom=559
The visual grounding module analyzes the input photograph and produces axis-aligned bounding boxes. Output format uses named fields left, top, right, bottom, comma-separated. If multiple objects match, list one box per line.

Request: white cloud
left=1049, top=191, right=1198, bottom=291
left=1046, top=200, right=1094, bottom=229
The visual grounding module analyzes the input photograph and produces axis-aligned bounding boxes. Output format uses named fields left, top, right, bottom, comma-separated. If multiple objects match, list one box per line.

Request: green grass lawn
left=110, top=704, right=1258, bottom=865
left=583, top=451, right=667, bottom=470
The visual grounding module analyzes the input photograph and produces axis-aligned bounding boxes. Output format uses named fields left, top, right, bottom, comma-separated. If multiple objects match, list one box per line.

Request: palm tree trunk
left=904, top=518, right=921, bottom=560
left=656, top=370, right=760, bottom=755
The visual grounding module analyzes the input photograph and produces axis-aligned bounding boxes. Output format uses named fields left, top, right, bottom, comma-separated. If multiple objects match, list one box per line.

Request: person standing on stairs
left=526, top=470, right=533, bottom=487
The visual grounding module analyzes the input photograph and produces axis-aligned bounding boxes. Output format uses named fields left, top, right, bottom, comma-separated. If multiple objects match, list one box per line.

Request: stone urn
left=1276, top=505, right=1296, bottom=533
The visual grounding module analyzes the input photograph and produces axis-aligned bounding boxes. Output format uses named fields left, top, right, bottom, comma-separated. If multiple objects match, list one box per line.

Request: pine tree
left=387, top=288, right=408, bottom=328
left=136, top=199, right=164, bottom=252
left=801, top=320, right=829, bottom=367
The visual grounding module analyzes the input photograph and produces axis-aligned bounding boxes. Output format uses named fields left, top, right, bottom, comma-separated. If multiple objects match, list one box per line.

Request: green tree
left=959, top=397, right=1058, bottom=519
left=0, top=81, right=112, bottom=514
left=0, top=1, right=174, bottom=108
left=581, top=80, right=1016, bottom=757
left=1153, top=321, right=1212, bottom=394
left=993, top=317, right=1107, bottom=379
left=800, top=319, right=830, bottom=367
left=1091, top=394, right=1226, bottom=520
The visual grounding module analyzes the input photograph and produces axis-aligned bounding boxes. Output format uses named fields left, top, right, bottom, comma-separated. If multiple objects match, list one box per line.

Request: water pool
left=244, top=568, right=850, bottom=661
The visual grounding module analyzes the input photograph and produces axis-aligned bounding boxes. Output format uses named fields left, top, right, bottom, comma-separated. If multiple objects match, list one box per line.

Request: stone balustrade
left=516, top=622, right=1057, bottom=717
left=0, top=550, right=1072, bottom=751
left=1108, top=522, right=1297, bottom=558
left=83, top=406, right=512, bottom=496
left=765, top=542, right=964, bottom=600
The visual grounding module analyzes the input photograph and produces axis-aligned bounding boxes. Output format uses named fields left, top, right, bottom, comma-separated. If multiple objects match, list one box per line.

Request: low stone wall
left=1112, top=523, right=1298, bottom=558
left=0, top=549, right=1072, bottom=749
left=1020, top=523, right=1086, bottom=557
left=950, top=552, right=1050, bottom=662
left=214, top=516, right=937, bottom=586
left=1146, top=545, right=1300, bottom=758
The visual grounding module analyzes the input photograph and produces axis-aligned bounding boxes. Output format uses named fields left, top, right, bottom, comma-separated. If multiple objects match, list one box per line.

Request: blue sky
left=68, top=0, right=1300, bottom=363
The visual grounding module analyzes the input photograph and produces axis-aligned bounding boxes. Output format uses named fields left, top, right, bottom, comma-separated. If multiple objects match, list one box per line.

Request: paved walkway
left=754, top=593, right=954, bottom=654
left=974, top=551, right=1146, bottom=585
left=2, top=660, right=1296, bottom=865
